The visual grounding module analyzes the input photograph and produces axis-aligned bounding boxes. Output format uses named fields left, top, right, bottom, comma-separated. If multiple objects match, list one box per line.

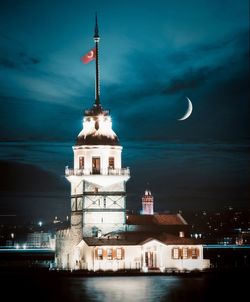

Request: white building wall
left=87, top=245, right=141, bottom=271
left=57, top=236, right=209, bottom=272
left=70, top=239, right=210, bottom=272
left=73, top=146, right=122, bottom=170
left=164, top=245, right=205, bottom=271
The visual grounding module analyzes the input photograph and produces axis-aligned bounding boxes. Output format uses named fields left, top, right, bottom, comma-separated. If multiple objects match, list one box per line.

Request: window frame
left=116, top=248, right=122, bottom=260
left=97, top=248, right=103, bottom=260
left=172, top=248, right=179, bottom=259
left=79, top=156, right=84, bottom=169
left=191, top=248, right=199, bottom=259
left=182, top=248, right=188, bottom=259
left=107, top=248, right=113, bottom=260
left=108, top=157, right=115, bottom=169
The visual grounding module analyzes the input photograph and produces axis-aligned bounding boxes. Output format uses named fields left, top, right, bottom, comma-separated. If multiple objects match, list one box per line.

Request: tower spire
left=93, top=13, right=101, bottom=109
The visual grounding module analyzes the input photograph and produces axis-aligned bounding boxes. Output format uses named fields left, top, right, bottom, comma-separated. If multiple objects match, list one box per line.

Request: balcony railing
left=65, top=167, right=130, bottom=177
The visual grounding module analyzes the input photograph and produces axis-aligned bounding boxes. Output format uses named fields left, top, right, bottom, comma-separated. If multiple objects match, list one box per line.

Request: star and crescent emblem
left=82, top=48, right=96, bottom=64
left=87, top=50, right=94, bottom=58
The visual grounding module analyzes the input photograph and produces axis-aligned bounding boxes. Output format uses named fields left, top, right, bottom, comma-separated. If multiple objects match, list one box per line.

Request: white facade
left=56, top=238, right=210, bottom=272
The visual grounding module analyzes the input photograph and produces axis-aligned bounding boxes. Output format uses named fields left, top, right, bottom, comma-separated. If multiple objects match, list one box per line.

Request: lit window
left=179, top=231, right=185, bottom=238
left=92, top=157, right=100, bottom=174
left=116, top=248, right=122, bottom=260
left=109, top=157, right=115, bottom=169
left=107, top=248, right=113, bottom=260
left=172, top=248, right=179, bottom=259
left=191, top=248, right=199, bottom=259
left=182, top=248, right=188, bottom=259
left=97, top=248, right=103, bottom=260
left=79, top=157, right=84, bottom=169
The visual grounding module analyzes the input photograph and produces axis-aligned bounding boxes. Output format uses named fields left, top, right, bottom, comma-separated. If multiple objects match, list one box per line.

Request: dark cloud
left=0, top=49, right=41, bottom=70
left=0, top=160, right=69, bottom=222
left=0, top=32, right=41, bottom=71
left=184, top=29, right=248, bottom=58
left=112, top=28, right=249, bottom=104
left=0, top=95, right=79, bottom=141
left=0, top=160, right=68, bottom=192
left=162, top=66, right=215, bottom=95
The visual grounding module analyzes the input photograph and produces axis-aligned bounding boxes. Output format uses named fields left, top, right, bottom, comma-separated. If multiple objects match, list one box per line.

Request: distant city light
left=23, top=244, right=27, bottom=249
left=11, top=233, right=14, bottom=239
left=15, top=244, right=19, bottom=249
left=38, top=221, right=43, bottom=227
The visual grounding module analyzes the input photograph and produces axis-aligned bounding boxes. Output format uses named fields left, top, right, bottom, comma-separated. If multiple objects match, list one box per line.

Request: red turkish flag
left=81, top=48, right=96, bottom=64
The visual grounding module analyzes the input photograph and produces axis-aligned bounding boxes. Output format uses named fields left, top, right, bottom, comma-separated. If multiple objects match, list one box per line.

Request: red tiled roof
left=126, top=214, right=187, bottom=225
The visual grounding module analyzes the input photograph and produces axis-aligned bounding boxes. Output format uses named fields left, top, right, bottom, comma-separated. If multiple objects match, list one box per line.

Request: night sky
left=0, top=0, right=249, bottom=223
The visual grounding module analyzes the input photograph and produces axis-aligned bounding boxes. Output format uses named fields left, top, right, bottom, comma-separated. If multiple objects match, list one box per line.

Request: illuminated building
left=141, top=190, right=154, bottom=215
left=55, top=17, right=210, bottom=272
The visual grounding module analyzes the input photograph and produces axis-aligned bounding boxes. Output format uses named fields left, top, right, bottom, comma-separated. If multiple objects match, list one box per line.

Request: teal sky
left=0, top=0, right=249, bottom=222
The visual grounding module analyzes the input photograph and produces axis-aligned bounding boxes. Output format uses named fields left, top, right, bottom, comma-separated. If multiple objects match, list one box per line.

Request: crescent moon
left=87, top=51, right=94, bottom=58
left=178, top=97, right=193, bottom=121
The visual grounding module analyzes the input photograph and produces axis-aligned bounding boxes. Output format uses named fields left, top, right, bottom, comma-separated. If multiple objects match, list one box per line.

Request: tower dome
left=76, top=106, right=120, bottom=146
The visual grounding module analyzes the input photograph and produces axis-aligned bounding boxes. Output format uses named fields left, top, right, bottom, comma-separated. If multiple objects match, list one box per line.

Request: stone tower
left=141, top=190, right=154, bottom=215
left=65, top=16, right=130, bottom=239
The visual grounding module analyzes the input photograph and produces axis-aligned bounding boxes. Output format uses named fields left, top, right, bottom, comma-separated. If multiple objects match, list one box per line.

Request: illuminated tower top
left=76, top=15, right=119, bottom=146
left=142, top=190, right=154, bottom=215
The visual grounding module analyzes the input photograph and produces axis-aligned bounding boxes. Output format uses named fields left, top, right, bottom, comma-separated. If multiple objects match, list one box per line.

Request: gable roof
left=83, top=231, right=199, bottom=247
left=126, top=213, right=187, bottom=226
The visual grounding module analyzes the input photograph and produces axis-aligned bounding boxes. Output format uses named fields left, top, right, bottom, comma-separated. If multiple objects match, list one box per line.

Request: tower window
left=92, top=227, right=98, bottom=237
left=92, top=157, right=100, bottom=174
left=108, top=157, right=115, bottom=169
left=79, top=157, right=84, bottom=169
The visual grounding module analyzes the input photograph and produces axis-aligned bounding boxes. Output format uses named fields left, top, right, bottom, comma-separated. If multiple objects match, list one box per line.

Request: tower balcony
left=65, top=167, right=130, bottom=177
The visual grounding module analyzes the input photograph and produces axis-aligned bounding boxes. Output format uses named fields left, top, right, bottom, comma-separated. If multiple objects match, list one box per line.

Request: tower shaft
left=94, top=14, right=100, bottom=107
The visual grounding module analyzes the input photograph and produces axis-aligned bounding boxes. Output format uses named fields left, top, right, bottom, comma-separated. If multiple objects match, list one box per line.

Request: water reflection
left=1, top=269, right=248, bottom=302
left=68, top=276, right=205, bottom=302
